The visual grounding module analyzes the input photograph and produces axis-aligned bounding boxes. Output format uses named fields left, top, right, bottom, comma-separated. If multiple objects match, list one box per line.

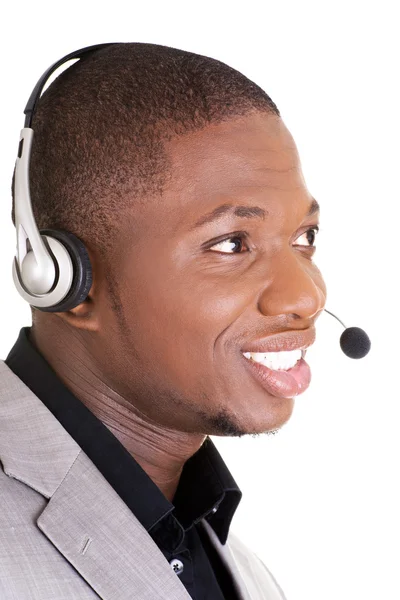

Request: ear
left=55, top=243, right=100, bottom=332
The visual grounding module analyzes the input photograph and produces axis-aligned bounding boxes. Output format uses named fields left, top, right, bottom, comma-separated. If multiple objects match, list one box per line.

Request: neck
left=29, top=319, right=206, bottom=502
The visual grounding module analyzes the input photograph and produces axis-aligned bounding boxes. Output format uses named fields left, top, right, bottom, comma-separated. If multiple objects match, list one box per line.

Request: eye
left=208, top=233, right=249, bottom=254
left=293, top=226, right=319, bottom=248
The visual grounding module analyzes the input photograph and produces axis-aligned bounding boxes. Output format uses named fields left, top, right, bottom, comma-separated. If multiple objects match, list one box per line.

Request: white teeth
left=242, top=349, right=302, bottom=371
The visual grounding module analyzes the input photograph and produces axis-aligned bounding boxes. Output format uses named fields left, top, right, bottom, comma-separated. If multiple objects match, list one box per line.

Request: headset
left=11, top=44, right=371, bottom=357
left=12, top=43, right=115, bottom=312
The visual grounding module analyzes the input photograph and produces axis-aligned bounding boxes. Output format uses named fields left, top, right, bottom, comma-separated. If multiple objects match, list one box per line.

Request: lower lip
left=241, top=354, right=312, bottom=398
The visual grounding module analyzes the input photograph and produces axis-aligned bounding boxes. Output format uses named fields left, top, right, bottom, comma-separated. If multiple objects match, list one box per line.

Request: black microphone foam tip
left=340, top=327, right=371, bottom=359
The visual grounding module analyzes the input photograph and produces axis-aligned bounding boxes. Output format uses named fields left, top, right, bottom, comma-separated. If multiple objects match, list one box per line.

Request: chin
left=204, top=399, right=295, bottom=438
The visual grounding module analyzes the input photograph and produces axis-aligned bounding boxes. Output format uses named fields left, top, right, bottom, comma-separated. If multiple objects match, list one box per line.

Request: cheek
left=117, top=263, right=247, bottom=386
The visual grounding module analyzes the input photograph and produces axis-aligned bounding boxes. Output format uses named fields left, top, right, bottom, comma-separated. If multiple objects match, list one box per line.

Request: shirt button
left=211, top=505, right=218, bottom=514
left=170, top=558, right=184, bottom=575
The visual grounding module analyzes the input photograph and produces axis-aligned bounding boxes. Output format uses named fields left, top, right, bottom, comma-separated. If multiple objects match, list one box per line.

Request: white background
left=1, top=2, right=399, bottom=599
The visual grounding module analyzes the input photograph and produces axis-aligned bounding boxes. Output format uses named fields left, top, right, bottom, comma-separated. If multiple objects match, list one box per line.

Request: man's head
left=12, top=43, right=326, bottom=437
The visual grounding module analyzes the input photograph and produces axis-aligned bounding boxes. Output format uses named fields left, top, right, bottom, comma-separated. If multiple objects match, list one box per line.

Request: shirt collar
left=5, top=326, right=242, bottom=546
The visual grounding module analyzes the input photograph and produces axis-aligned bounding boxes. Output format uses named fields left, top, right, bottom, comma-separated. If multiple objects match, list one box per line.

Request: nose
left=257, top=253, right=326, bottom=321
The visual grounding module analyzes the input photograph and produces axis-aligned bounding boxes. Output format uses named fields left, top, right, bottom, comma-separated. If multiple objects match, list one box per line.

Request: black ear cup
left=33, top=229, right=93, bottom=313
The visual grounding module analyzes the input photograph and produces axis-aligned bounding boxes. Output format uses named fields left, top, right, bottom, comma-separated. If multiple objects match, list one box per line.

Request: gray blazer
left=0, top=360, right=286, bottom=600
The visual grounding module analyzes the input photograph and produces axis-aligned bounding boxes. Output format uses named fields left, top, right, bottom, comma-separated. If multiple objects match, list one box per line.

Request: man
left=0, top=43, right=326, bottom=599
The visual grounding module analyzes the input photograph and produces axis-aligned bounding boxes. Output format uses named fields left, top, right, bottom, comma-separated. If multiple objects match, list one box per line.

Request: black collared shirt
left=5, top=327, right=242, bottom=600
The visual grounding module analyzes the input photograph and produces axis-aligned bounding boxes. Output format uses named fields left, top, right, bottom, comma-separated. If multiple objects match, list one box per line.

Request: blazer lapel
left=37, top=450, right=191, bottom=600
left=201, top=520, right=286, bottom=600
left=201, top=520, right=252, bottom=600
left=0, top=361, right=190, bottom=600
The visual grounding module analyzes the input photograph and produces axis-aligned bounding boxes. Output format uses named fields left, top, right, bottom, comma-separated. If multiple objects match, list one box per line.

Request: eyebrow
left=190, top=197, right=320, bottom=231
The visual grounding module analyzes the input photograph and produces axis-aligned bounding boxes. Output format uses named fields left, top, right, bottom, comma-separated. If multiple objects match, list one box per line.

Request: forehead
left=172, top=112, right=298, bottom=176
left=159, top=112, right=306, bottom=224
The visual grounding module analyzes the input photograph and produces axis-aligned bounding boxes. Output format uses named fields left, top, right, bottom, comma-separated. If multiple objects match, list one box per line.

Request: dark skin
left=30, top=111, right=327, bottom=502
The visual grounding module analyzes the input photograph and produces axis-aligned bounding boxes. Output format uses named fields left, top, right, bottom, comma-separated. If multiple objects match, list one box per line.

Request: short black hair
left=11, top=42, right=280, bottom=311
